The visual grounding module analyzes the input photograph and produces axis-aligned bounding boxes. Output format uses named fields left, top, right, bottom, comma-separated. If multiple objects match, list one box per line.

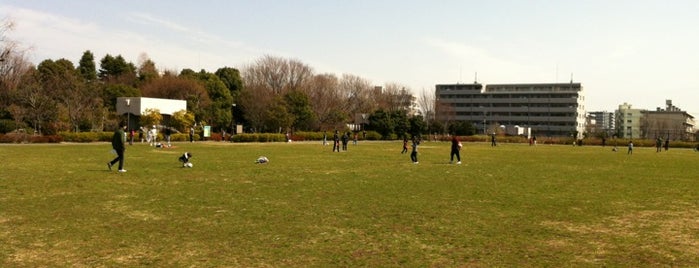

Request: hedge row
left=55, top=132, right=202, bottom=143
left=3, top=130, right=699, bottom=148
left=230, top=133, right=286, bottom=142
left=286, top=131, right=383, bottom=141
left=0, top=133, right=63, bottom=143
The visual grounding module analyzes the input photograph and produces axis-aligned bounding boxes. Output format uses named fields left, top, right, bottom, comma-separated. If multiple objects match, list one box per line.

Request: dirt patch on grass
left=103, top=200, right=163, bottom=221
left=541, top=206, right=699, bottom=264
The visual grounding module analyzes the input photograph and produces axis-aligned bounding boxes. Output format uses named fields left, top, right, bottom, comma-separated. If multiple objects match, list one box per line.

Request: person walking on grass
left=108, top=122, right=127, bottom=172
left=450, top=135, right=462, bottom=164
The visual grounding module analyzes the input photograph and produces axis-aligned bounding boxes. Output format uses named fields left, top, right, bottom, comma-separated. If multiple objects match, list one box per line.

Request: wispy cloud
left=128, top=12, right=192, bottom=33
left=422, top=36, right=552, bottom=83
left=125, top=12, right=271, bottom=64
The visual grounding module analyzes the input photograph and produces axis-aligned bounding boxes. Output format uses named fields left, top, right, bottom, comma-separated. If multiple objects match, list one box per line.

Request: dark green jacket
left=112, top=128, right=125, bottom=151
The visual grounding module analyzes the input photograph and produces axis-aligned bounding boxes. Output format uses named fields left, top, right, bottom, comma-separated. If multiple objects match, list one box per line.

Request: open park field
left=1, top=140, right=698, bottom=267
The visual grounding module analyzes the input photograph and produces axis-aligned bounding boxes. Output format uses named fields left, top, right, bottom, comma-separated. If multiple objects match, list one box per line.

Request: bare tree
left=418, top=88, right=435, bottom=127
left=304, top=73, right=346, bottom=130
left=1, top=18, right=33, bottom=114
left=243, top=55, right=313, bottom=95
left=241, top=55, right=315, bottom=131
left=239, top=83, right=273, bottom=132
left=434, top=98, right=455, bottom=134
left=339, top=74, right=375, bottom=118
left=286, top=58, right=313, bottom=91
left=16, top=69, right=57, bottom=134
left=380, top=82, right=415, bottom=113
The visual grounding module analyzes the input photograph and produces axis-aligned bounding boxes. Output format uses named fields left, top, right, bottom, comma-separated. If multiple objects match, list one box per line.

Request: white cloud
left=422, top=36, right=554, bottom=84
left=2, top=5, right=265, bottom=72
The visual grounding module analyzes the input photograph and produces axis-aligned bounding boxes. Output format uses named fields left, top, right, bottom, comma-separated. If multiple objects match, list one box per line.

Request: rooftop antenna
left=474, top=72, right=478, bottom=84
left=570, top=73, right=573, bottom=83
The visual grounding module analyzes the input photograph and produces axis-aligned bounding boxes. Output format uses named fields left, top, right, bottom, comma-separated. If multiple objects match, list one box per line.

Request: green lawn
left=1, top=141, right=698, bottom=267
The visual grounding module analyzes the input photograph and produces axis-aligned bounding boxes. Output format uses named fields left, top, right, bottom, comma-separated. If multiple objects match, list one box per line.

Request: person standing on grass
left=401, top=137, right=409, bottom=154
left=189, top=127, right=194, bottom=143
left=664, top=139, right=669, bottom=151
left=627, top=140, right=634, bottom=155
left=450, top=135, right=462, bottom=164
left=341, top=131, right=349, bottom=151
left=165, top=127, right=172, bottom=147
left=149, top=125, right=158, bottom=146
left=333, top=130, right=340, bottom=152
left=108, top=122, right=127, bottom=172
left=410, top=137, right=419, bottom=164
left=323, top=131, right=328, bottom=146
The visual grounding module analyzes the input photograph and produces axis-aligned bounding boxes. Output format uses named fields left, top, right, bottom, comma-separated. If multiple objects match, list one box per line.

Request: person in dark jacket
left=333, top=130, right=340, bottom=152
left=410, top=137, right=419, bottom=164
left=341, top=132, right=349, bottom=151
left=450, top=135, right=462, bottom=164
left=108, top=122, right=127, bottom=172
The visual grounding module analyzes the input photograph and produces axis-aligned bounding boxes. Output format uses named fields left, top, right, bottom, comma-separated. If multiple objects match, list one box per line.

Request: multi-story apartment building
left=615, top=103, right=643, bottom=139
left=587, top=111, right=616, bottom=136
left=435, top=82, right=586, bottom=138
left=641, top=100, right=695, bottom=141
left=615, top=100, right=695, bottom=141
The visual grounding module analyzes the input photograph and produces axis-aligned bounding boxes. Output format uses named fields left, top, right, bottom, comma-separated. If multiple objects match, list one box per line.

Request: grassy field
left=1, top=140, right=698, bottom=267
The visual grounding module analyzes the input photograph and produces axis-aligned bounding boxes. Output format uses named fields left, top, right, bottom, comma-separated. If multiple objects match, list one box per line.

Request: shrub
left=0, top=119, right=28, bottom=134
left=363, top=131, right=382, bottom=140
left=230, top=133, right=286, bottom=143
left=59, top=132, right=113, bottom=142
left=291, top=131, right=323, bottom=141
left=0, top=132, right=63, bottom=143
left=29, top=135, right=63, bottom=143
left=0, top=132, right=28, bottom=143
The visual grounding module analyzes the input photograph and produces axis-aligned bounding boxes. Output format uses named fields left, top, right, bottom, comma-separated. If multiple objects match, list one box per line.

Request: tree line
left=0, top=19, right=477, bottom=138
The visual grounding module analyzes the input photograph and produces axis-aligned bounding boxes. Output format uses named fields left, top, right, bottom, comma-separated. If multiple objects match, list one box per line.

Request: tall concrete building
left=435, top=82, right=586, bottom=138
left=588, top=111, right=616, bottom=136
left=615, top=103, right=643, bottom=139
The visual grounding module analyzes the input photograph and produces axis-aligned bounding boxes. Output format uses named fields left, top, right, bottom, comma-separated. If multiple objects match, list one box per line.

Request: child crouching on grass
left=179, top=152, right=192, bottom=167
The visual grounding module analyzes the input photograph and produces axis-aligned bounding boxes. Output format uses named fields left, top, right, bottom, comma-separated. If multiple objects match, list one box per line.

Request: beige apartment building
left=435, top=82, right=586, bottom=138
left=640, top=100, right=695, bottom=141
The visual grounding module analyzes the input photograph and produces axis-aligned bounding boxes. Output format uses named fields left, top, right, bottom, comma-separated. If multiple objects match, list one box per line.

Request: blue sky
left=3, top=0, right=699, bottom=116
